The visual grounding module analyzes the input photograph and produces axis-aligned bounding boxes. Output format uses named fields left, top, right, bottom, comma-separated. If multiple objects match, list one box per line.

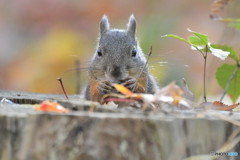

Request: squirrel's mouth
left=105, top=72, right=128, bottom=83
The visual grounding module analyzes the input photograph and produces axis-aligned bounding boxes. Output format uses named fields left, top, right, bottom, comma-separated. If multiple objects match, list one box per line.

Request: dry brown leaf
left=101, top=82, right=192, bottom=109
left=156, top=82, right=183, bottom=97
left=182, top=78, right=194, bottom=101
left=212, top=101, right=239, bottom=111
left=155, top=82, right=184, bottom=105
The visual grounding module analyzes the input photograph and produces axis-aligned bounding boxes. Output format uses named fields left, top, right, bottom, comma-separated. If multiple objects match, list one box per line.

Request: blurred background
left=0, top=0, right=240, bottom=101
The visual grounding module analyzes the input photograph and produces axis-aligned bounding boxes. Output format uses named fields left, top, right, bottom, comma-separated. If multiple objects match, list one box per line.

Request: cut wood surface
left=0, top=90, right=240, bottom=160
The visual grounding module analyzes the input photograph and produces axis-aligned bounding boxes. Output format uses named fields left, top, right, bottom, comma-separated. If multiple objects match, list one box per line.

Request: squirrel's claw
left=121, top=78, right=137, bottom=91
left=97, top=81, right=113, bottom=95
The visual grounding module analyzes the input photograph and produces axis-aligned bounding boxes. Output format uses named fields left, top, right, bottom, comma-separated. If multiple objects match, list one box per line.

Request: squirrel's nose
left=111, top=65, right=121, bottom=78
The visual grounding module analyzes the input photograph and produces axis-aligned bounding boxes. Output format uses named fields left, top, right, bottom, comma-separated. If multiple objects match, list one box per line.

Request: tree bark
left=0, top=91, right=239, bottom=160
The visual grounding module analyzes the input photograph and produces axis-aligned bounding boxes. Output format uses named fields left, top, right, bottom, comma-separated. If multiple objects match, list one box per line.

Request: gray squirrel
left=85, top=15, right=158, bottom=102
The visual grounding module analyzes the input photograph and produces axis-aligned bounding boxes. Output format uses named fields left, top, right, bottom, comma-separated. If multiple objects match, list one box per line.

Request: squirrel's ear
left=100, top=15, right=109, bottom=34
left=127, top=14, right=136, bottom=37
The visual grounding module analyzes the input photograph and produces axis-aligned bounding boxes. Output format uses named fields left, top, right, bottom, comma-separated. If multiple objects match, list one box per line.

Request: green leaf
left=216, top=64, right=240, bottom=103
left=211, top=44, right=238, bottom=62
left=188, top=36, right=206, bottom=46
left=229, top=22, right=240, bottom=32
left=161, top=34, right=190, bottom=45
left=220, top=18, right=240, bottom=23
left=187, top=28, right=208, bottom=45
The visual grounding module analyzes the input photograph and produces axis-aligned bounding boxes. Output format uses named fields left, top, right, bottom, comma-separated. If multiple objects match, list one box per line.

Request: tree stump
left=0, top=90, right=239, bottom=160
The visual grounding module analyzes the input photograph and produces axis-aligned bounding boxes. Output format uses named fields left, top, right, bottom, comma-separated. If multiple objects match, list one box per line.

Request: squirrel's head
left=90, top=15, right=146, bottom=83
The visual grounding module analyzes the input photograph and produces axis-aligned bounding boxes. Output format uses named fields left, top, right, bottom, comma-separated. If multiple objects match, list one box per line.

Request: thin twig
left=132, top=45, right=153, bottom=92
left=75, top=59, right=81, bottom=94
left=57, top=77, right=69, bottom=100
left=196, top=47, right=205, bottom=57
left=221, top=126, right=240, bottom=150
left=185, top=112, right=240, bottom=160
left=210, top=111, right=240, bottom=127
left=220, top=63, right=240, bottom=102
left=203, top=45, right=208, bottom=102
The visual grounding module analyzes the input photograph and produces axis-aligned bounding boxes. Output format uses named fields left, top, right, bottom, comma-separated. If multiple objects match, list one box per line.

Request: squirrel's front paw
left=120, top=77, right=137, bottom=92
left=97, top=81, right=113, bottom=95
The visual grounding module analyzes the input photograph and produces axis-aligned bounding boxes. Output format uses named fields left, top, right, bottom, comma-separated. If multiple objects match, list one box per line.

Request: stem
left=220, top=63, right=240, bottom=102
left=196, top=47, right=205, bottom=57
left=57, top=77, right=69, bottom=100
left=75, top=59, right=81, bottom=94
left=132, top=45, right=152, bottom=92
left=203, top=45, right=208, bottom=102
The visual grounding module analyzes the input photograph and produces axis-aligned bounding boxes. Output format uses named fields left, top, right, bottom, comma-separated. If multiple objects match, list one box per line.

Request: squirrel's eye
left=131, top=48, right=137, bottom=57
left=97, top=48, right=102, bottom=56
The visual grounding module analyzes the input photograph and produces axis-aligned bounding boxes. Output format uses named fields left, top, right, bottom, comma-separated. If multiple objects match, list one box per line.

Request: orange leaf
left=213, top=101, right=239, bottom=111
left=35, top=101, right=69, bottom=113
left=114, top=84, right=133, bottom=96
left=173, top=96, right=181, bottom=105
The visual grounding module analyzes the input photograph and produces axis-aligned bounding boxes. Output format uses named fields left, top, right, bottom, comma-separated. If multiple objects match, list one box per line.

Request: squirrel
left=85, top=15, right=158, bottom=102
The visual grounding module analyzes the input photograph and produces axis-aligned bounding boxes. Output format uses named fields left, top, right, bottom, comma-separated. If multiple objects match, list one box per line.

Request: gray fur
left=127, top=14, right=136, bottom=39
left=85, top=15, right=158, bottom=100
left=100, top=15, right=109, bottom=34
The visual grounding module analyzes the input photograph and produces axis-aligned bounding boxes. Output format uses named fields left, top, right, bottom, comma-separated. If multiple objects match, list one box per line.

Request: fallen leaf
left=173, top=96, right=181, bottom=105
left=114, top=84, right=133, bottom=96
left=213, top=101, right=239, bottom=111
left=232, top=105, right=240, bottom=112
left=155, top=82, right=185, bottom=106
left=182, top=78, right=194, bottom=101
left=156, top=82, right=183, bottom=98
left=103, top=82, right=192, bottom=109
left=35, top=101, right=69, bottom=113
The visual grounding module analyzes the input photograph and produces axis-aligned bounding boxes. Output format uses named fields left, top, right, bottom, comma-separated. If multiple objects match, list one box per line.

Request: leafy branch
left=219, top=63, right=240, bottom=102
left=162, top=29, right=231, bottom=102
left=214, top=45, right=240, bottom=103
